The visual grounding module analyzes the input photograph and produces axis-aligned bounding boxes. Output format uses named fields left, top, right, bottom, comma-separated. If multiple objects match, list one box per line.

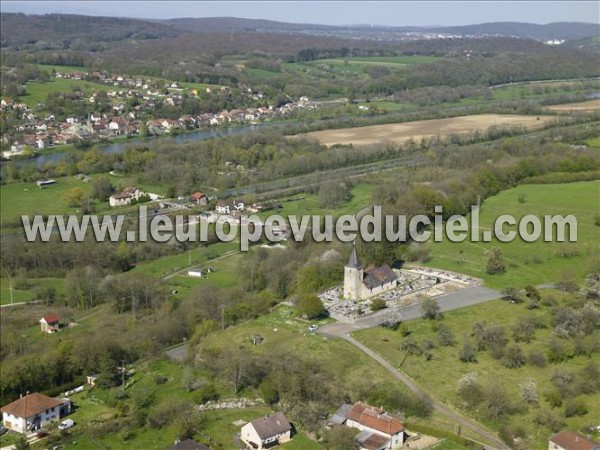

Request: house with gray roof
left=240, top=412, right=292, bottom=449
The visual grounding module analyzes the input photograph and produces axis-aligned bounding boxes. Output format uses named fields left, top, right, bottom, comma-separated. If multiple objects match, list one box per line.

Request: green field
left=425, top=181, right=600, bottom=290
left=0, top=277, right=65, bottom=305
left=244, top=67, right=281, bottom=79
left=0, top=174, right=170, bottom=231
left=325, top=55, right=440, bottom=65
left=354, top=290, right=600, bottom=450
left=586, top=136, right=600, bottom=148
left=259, top=183, right=374, bottom=220
left=37, top=64, right=88, bottom=74
left=20, top=78, right=113, bottom=108
left=0, top=177, right=94, bottom=225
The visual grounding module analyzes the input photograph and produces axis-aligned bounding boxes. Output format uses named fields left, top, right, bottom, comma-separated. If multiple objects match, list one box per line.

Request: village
left=1, top=69, right=318, bottom=159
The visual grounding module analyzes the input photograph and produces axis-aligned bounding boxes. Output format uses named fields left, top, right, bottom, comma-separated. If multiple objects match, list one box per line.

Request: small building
left=240, top=412, right=292, bottom=449
left=1, top=393, right=71, bottom=434
left=39, top=313, right=60, bottom=333
left=334, top=403, right=405, bottom=450
left=36, top=179, right=56, bottom=188
left=168, top=439, right=211, bottom=450
left=188, top=269, right=204, bottom=278
left=215, top=200, right=244, bottom=215
left=109, top=187, right=143, bottom=207
left=190, top=192, right=207, bottom=206
left=549, top=431, right=600, bottom=450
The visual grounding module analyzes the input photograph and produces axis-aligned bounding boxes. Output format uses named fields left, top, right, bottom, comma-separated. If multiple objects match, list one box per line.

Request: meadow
left=20, top=78, right=114, bottom=108
left=354, top=290, right=600, bottom=450
left=424, top=181, right=600, bottom=290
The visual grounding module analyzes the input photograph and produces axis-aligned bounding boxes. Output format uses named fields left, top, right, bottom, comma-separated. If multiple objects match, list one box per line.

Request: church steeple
left=346, top=242, right=361, bottom=269
left=344, top=242, right=363, bottom=300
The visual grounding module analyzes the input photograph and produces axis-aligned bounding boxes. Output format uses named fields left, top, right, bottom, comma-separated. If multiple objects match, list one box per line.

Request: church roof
left=363, top=265, right=398, bottom=290
left=346, top=244, right=361, bottom=269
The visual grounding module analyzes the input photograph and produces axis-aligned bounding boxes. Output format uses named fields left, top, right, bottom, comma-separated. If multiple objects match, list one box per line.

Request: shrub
left=370, top=298, right=387, bottom=311
left=564, top=397, right=588, bottom=417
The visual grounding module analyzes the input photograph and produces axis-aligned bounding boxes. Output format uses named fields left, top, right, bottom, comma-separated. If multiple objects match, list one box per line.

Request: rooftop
left=1, top=393, right=66, bottom=418
left=550, top=431, right=600, bottom=450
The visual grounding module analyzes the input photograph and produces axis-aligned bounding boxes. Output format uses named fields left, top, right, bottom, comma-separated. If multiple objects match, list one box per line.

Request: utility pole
left=221, top=306, right=225, bottom=330
left=4, top=269, right=14, bottom=305
left=121, top=360, right=126, bottom=391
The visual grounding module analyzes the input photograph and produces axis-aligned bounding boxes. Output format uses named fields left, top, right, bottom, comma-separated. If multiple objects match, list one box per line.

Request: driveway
left=318, top=285, right=509, bottom=450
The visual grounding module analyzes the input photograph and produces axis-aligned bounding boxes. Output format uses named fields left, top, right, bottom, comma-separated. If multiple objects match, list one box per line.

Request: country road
left=319, top=285, right=510, bottom=450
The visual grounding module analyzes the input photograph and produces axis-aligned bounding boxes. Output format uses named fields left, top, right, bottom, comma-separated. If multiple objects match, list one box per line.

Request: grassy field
left=0, top=277, right=65, bottom=305
left=0, top=173, right=170, bottom=231
left=37, top=64, right=88, bottom=74
left=244, top=67, right=281, bottom=79
left=0, top=176, right=94, bottom=225
left=324, top=55, right=440, bottom=65
left=304, top=114, right=556, bottom=147
left=354, top=290, right=600, bottom=450
left=586, top=136, right=600, bottom=148
left=20, top=78, right=113, bottom=108
left=259, top=183, right=374, bottom=220
left=424, top=181, right=600, bottom=290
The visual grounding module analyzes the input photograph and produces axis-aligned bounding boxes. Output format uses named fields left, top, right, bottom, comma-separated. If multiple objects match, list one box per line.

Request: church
left=343, top=244, right=399, bottom=300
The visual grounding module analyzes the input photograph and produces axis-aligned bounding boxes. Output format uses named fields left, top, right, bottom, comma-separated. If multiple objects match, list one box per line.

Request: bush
left=564, top=397, right=588, bottom=417
left=437, top=324, right=456, bottom=346
left=296, top=293, right=326, bottom=319
left=527, top=350, right=547, bottom=367
left=195, top=383, right=219, bottom=403
left=370, top=298, right=387, bottom=311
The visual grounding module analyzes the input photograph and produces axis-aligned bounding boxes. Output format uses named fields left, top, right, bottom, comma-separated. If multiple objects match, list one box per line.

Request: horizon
left=1, top=1, right=599, bottom=27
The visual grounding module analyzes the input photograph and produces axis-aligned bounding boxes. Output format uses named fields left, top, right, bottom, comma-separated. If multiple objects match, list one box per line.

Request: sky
left=1, top=1, right=599, bottom=26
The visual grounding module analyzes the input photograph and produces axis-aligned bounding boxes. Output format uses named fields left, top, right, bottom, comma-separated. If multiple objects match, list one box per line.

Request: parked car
left=0, top=425, right=7, bottom=436
left=308, top=325, right=319, bottom=332
left=58, top=419, right=74, bottom=430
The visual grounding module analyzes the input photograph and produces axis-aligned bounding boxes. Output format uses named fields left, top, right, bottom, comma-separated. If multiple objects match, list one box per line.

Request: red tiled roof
left=191, top=192, right=205, bottom=200
left=347, top=403, right=404, bottom=436
left=1, top=393, right=64, bottom=418
left=41, top=313, right=60, bottom=324
left=550, top=431, right=600, bottom=450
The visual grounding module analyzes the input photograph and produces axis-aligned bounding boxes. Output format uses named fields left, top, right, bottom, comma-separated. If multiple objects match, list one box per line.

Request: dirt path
left=342, top=334, right=509, bottom=450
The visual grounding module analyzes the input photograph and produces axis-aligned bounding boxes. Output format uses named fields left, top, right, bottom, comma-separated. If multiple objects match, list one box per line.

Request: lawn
left=0, top=176, right=94, bottom=227
left=424, top=181, right=600, bottom=290
left=0, top=277, right=65, bottom=305
left=325, top=55, right=440, bottom=65
left=36, top=64, right=88, bottom=74
left=585, top=136, right=600, bottom=148
left=244, top=67, right=282, bottom=79
left=354, top=291, right=600, bottom=450
left=20, top=78, right=113, bottom=108
left=132, top=241, right=240, bottom=278
left=258, top=183, right=374, bottom=220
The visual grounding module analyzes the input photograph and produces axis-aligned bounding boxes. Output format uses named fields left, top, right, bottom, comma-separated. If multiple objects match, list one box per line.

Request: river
left=28, top=122, right=280, bottom=167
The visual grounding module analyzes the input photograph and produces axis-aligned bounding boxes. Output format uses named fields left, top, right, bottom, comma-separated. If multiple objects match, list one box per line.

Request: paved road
left=319, top=286, right=502, bottom=337
left=319, top=285, right=509, bottom=450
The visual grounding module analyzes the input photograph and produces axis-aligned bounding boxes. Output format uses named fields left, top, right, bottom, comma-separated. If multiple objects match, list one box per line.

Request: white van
left=58, top=419, right=74, bottom=430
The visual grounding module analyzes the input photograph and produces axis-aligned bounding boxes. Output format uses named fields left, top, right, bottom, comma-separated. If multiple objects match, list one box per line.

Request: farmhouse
left=548, top=431, right=600, bottom=450
left=109, top=187, right=143, bottom=207
left=240, top=412, right=292, bottom=449
left=39, top=313, right=60, bottom=333
left=332, top=403, right=405, bottom=450
left=344, top=244, right=398, bottom=300
left=1, top=393, right=71, bottom=434
left=190, top=192, right=208, bottom=206
left=215, top=200, right=244, bottom=215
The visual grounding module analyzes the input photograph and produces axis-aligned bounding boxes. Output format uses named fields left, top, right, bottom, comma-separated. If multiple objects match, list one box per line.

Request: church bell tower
left=343, top=242, right=363, bottom=299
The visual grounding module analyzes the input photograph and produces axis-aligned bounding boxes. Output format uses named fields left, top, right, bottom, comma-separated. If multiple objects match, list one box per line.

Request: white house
left=39, top=313, right=60, bottom=333
left=548, top=431, right=600, bottom=450
left=1, top=393, right=71, bottom=434
left=215, top=200, right=244, bottom=215
left=109, top=187, right=143, bottom=207
left=333, top=403, right=405, bottom=450
left=240, top=412, right=292, bottom=449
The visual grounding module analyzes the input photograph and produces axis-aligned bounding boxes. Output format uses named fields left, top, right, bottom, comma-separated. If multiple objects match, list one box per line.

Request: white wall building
left=1, top=393, right=71, bottom=434
left=240, top=412, right=292, bottom=449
